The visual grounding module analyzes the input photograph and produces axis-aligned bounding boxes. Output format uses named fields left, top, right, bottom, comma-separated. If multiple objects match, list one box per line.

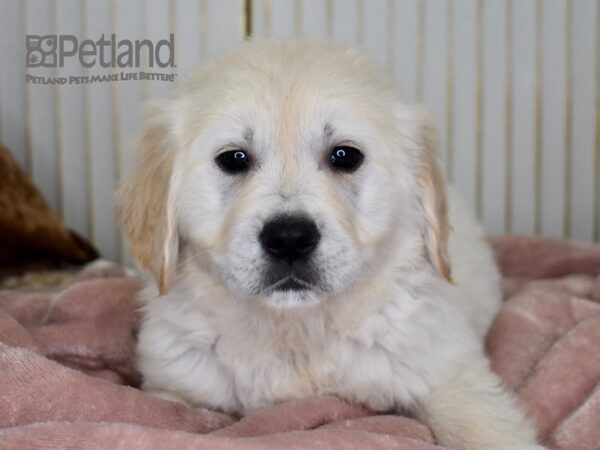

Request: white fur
left=127, top=42, right=546, bottom=449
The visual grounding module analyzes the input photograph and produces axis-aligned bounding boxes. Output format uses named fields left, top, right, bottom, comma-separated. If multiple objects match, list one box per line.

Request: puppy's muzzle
left=259, top=214, right=320, bottom=265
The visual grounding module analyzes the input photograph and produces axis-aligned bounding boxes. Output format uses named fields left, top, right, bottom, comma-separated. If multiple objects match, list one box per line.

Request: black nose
left=259, top=215, right=320, bottom=264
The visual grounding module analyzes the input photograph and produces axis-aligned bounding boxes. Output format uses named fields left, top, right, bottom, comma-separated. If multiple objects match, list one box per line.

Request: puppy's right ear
left=117, top=106, right=179, bottom=295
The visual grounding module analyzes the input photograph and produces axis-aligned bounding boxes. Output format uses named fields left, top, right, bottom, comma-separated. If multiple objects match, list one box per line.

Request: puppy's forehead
left=192, top=43, right=396, bottom=106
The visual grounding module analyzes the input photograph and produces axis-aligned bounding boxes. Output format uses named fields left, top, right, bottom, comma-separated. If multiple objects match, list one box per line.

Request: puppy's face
left=118, top=43, right=451, bottom=308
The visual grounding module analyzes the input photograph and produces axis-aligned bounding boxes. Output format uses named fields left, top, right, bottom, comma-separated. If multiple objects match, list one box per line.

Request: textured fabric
left=0, top=237, right=599, bottom=449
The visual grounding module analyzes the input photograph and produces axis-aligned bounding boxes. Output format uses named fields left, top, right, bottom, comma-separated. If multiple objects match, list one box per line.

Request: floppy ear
left=404, top=107, right=453, bottom=282
left=117, top=109, right=179, bottom=295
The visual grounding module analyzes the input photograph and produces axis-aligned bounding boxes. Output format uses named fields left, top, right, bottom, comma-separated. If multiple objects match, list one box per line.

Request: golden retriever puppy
left=118, top=42, right=545, bottom=449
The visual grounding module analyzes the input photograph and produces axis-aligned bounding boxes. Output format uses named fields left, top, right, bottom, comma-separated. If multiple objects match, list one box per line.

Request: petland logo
left=25, top=34, right=177, bottom=85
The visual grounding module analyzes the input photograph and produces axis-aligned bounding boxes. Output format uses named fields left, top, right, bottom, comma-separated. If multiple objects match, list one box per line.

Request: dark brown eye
left=216, top=150, right=250, bottom=174
left=329, top=146, right=364, bottom=172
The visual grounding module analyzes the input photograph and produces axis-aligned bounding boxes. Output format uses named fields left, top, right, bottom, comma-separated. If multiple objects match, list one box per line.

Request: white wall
left=1, top=0, right=599, bottom=263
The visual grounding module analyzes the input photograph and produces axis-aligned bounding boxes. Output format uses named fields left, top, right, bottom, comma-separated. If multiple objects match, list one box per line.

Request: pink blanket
left=1, top=236, right=599, bottom=449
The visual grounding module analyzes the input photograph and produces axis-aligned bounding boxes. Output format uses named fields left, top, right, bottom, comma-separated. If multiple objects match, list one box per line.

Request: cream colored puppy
left=118, top=42, right=545, bottom=449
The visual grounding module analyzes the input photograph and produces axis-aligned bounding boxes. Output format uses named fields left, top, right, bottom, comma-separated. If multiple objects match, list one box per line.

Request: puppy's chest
left=217, top=325, right=336, bottom=401
left=214, top=318, right=408, bottom=412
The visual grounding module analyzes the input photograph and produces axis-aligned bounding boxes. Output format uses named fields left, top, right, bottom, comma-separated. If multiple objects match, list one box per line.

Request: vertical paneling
left=24, top=0, right=60, bottom=213
left=451, top=0, right=478, bottom=208
left=2, top=0, right=600, bottom=264
left=175, top=0, right=202, bottom=77
left=205, top=0, right=245, bottom=56
left=362, top=0, right=388, bottom=68
left=301, top=0, right=328, bottom=39
left=422, top=0, right=449, bottom=169
left=393, top=0, right=420, bottom=102
left=84, top=0, right=118, bottom=261
left=113, top=0, right=144, bottom=182
left=254, top=0, right=295, bottom=39
left=481, top=0, right=507, bottom=235
left=540, top=0, right=567, bottom=238
left=332, top=0, right=359, bottom=45
left=55, top=0, right=88, bottom=237
left=0, top=0, right=28, bottom=170
left=570, top=0, right=597, bottom=242
left=250, top=0, right=269, bottom=38
left=144, top=0, right=172, bottom=99
left=510, top=0, right=537, bottom=235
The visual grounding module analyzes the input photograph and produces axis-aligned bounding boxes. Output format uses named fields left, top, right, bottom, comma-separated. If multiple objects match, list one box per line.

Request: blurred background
left=0, top=0, right=599, bottom=265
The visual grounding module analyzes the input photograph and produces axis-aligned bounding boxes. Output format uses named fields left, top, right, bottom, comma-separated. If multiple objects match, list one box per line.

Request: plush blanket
left=1, top=236, right=599, bottom=449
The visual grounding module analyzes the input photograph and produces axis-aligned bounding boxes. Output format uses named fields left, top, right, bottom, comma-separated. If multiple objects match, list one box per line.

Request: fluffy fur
left=118, top=42, right=546, bottom=449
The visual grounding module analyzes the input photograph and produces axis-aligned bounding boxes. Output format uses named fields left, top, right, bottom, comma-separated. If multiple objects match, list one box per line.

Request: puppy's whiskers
left=175, top=248, right=212, bottom=270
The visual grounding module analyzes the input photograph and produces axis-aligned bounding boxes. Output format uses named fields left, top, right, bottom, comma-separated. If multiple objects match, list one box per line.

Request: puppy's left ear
left=117, top=104, right=180, bottom=294
left=400, top=106, right=452, bottom=282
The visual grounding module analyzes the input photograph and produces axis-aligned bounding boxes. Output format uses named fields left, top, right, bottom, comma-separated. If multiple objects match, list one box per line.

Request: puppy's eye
left=329, top=146, right=364, bottom=172
left=216, top=150, right=251, bottom=174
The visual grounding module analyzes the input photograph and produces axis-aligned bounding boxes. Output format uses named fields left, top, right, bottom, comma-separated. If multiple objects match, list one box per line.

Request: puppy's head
left=118, top=42, right=450, bottom=307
